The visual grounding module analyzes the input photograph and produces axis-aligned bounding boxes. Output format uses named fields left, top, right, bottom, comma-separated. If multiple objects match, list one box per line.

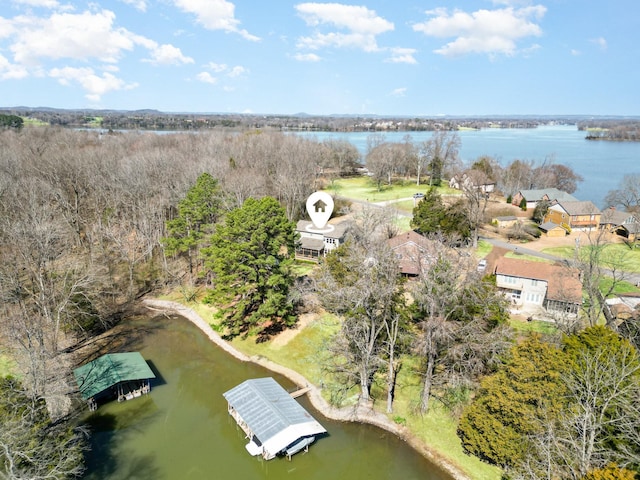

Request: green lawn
left=509, top=318, right=558, bottom=335
left=22, top=117, right=48, bottom=126
left=543, top=243, right=640, bottom=273
left=476, top=240, right=493, bottom=259
left=325, top=177, right=459, bottom=203
left=600, top=277, right=640, bottom=296
left=0, top=352, right=17, bottom=378
left=231, top=312, right=340, bottom=385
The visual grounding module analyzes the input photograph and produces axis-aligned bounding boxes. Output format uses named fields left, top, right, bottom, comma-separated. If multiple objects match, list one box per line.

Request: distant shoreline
left=142, top=297, right=470, bottom=480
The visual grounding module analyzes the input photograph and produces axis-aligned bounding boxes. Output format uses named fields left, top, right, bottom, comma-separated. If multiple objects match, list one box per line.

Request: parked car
left=413, top=192, right=425, bottom=199
left=477, top=259, right=487, bottom=272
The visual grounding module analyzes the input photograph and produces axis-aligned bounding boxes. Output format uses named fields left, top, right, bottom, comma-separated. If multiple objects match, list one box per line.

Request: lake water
left=81, top=314, right=453, bottom=480
left=294, top=125, right=640, bottom=209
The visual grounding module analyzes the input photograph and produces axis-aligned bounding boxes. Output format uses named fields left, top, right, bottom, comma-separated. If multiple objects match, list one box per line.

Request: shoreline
left=142, top=298, right=470, bottom=480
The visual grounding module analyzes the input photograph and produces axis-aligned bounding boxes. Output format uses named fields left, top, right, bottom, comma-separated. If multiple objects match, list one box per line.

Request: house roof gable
left=518, top=188, right=577, bottom=203
left=553, top=200, right=601, bottom=216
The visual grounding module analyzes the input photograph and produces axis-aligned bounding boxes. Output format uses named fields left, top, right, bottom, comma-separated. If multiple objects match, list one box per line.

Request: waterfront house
left=223, top=377, right=326, bottom=460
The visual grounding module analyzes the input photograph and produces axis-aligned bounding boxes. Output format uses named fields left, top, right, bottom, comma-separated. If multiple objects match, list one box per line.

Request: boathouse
left=223, top=377, right=326, bottom=460
left=74, top=352, right=156, bottom=411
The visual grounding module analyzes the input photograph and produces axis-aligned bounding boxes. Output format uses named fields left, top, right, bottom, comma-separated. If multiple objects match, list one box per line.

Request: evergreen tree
left=163, top=172, right=221, bottom=274
left=411, top=188, right=446, bottom=235
left=410, top=188, right=471, bottom=242
left=457, top=335, right=567, bottom=468
left=202, top=197, right=297, bottom=338
left=0, top=114, right=23, bottom=129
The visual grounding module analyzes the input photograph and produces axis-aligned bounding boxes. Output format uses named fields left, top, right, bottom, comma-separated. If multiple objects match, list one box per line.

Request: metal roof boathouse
left=73, top=352, right=156, bottom=411
left=223, top=377, right=326, bottom=460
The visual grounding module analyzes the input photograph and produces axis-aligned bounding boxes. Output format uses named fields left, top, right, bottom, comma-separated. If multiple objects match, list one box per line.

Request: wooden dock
left=289, top=387, right=311, bottom=399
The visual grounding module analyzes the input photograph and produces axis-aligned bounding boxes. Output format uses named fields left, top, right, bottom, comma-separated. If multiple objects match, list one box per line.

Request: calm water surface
left=82, top=314, right=452, bottom=480
left=295, top=125, right=640, bottom=209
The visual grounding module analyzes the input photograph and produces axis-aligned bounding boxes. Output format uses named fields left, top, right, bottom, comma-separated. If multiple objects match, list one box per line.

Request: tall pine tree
left=202, top=197, right=298, bottom=338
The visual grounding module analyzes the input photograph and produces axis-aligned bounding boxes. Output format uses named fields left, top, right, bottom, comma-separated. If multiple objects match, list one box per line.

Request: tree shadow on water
left=82, top=409, right=161, bottom=480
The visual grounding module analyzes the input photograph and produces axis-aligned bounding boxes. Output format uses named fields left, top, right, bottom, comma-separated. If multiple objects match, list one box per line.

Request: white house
left=295, top=220, right=349, bottom=261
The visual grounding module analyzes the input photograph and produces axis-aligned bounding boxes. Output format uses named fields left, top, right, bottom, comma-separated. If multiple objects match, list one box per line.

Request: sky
left=1, top=0, right=639, bottom=116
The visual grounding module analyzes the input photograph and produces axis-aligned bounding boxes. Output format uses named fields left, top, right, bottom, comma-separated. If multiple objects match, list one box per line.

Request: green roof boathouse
left=73, top=352, right=156, bottom=411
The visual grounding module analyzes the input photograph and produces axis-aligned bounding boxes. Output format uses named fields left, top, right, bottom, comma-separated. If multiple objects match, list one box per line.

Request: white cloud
left=196, top=72, right=218, bottom=84
left=49, top=66, right=138, bottom=101
left=13, top=0, right=60, bottom=8
left=0, top=54, right=29, bottom=80
left=413, top=5, right=546, bottom=57
left=571, top=49, right=581, bottom=56
left=173, top=0, right=259, bottom=41
left=227, top=65, right=247, bottom=77
left=10, top=10, right=137, bottom=65
left=205, top=62, right=228, bottom=72
left=293, top=52, right=321, bottom=62
left=390, top=87, right=407, bottom=97
left=1, top=8, right=192, bottom=101
left=295, top=2, right=393, bottom=52
left=144, top=44, right=194, bottom=66
left=296, top=3, right=394, bottom=34
left=3, top=10, right=191, bottom=66
left=386, top=47, right=417, bottom=64
left=119, top=0, right=148, bottom=12
left=591, top=36, right=607, bottom=51
left=202, top=62, right=247, bottom=78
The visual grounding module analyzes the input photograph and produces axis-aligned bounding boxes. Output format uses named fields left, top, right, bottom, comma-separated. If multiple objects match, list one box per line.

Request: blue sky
left=1, top=0, right=639, bottom=115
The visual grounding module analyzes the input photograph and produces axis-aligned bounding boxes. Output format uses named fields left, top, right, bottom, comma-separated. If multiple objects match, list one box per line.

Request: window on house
left=525, top=292, right=541, bottom=303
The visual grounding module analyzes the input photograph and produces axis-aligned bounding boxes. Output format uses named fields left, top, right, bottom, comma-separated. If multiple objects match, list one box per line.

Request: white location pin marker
left=306, top=191, right=334, bottom=230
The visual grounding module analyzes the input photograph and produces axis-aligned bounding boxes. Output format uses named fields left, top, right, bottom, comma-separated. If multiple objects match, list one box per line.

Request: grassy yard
left=230, top=312, right=340, bottom=385
left=543, top=243, right=640, bottom=273
left=476, top=240, right=493, bottom=259
left=325, top=176, right=459, bottom=203
left=508, top=318, right=558, bottom=335
left=600, top=277, right=640, bottom=296
left=0, top=352, right=16, bottom=378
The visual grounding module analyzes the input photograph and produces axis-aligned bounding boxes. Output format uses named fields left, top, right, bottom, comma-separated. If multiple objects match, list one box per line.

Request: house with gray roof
left=600, top=207, right=640, bottom=241
left=545, top=200, right=601, bottom=231
left=295, top=219, right=349, bottom=261
left=511, top=188, right=577, bottom=209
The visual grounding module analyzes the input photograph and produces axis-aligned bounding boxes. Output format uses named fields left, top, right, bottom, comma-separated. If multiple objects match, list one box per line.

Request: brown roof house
left=544, top=200, right=601, bottom=231
left=387, top=230, right=436, bottom=276
left=494, top=258, right=582, bottom=318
